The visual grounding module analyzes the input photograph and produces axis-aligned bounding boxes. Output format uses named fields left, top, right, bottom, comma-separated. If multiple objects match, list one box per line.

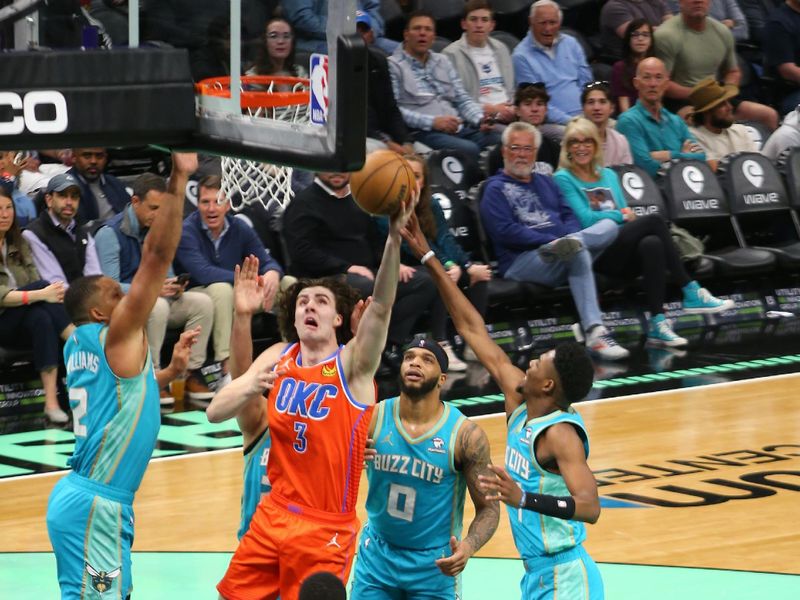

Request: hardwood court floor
left=2, top=374, right=799, bottom=577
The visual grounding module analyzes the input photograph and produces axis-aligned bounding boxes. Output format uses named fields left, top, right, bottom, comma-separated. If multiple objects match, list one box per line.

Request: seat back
left=740, top=121, right=770, bottom=152
left=489, top=30, right=521, bottom=54
left=426, top=148, right=484, bottom=191
left=776, top=146, right=800, bottom=210
left=717, top=152, right=789, bottom=215
left=611, top=164, right=669, bottom=219
left=430, top=185, right=487, bottom=261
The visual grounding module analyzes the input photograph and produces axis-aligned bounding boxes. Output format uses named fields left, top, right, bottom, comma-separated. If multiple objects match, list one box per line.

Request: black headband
left=403, top=336, right=449, bottom=373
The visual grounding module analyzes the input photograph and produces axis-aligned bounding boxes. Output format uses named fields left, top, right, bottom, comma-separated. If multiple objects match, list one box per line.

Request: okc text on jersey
left=274, top=378, right=336, bottom=420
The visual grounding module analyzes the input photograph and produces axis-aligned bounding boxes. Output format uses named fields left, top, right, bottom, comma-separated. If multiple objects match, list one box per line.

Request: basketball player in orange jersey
left=209, top=190, right=418, bottom=600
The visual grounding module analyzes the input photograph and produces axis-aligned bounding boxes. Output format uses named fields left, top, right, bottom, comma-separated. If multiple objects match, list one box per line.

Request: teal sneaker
left=647, top=314, right=688, bottom=347
left=682, top=281, right=735, bottom=314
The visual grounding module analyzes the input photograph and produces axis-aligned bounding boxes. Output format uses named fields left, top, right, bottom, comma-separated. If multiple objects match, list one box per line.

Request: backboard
left=130, top=0, right=367, bottom=171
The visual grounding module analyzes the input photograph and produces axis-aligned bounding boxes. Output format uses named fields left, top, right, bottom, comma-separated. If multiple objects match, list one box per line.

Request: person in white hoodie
left=443, top=0, right=516, bottom=126
left=762, top=105, right=800, bottom=161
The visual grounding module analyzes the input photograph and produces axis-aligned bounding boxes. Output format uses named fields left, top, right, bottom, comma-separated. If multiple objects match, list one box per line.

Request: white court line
left=3, top=370, right=799, bottom=484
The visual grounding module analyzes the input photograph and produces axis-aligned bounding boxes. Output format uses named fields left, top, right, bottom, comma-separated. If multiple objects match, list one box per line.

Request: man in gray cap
left=688, top=77, right=758, bottom=170
left=351, top=335, right=499, bottom=599
left=22, top=173, right=102, bottom=288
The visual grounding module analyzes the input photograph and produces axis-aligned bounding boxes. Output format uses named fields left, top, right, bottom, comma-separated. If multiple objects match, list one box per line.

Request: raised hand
left=388, top=179, right=421, bottom=237
left=169, top=326, right=201, bottom=376
left=350, top=296, right=373, bottom=336
left=234, top=255, right=266, bottom=316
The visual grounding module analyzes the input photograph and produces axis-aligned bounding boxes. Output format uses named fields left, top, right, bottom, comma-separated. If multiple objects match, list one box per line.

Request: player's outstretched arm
left=345, top=194, right=416, bottom=382
left=107, top=152, right=197, bottom=375
left=436, top=420, right=500, bottom=577
left=401, top=212, right=525, bottom=414
left=230, top=255, right=265, bottom=379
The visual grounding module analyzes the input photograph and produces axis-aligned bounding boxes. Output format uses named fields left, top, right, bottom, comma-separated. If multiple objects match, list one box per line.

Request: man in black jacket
left=67, top=148, right=131, bottom=225
left=283, top=172, right=437, bottom=362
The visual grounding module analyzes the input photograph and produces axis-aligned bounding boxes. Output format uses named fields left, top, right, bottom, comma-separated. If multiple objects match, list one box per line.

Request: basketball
left=350, top=150, right=416, bottom=216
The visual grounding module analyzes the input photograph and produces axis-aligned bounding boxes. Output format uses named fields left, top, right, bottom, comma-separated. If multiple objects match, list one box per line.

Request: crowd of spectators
left=3, top=0, right=800, bottom=421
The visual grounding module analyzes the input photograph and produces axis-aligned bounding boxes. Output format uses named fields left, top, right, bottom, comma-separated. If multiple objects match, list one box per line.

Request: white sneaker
left=585, top=325, right=630, bottom=361
left=44, top=406, right=69, bottom=424
left=439, top=341, right=467, bottom=372
left=571, top=322, right=585, bottom=343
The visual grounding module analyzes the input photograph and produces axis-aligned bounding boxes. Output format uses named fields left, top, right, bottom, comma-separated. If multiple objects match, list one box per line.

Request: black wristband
left=522, top=492, right=576, bottom=519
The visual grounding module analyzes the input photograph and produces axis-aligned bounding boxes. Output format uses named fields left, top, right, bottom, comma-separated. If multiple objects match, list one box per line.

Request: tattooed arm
left=435, top=419, right=500, bottom=577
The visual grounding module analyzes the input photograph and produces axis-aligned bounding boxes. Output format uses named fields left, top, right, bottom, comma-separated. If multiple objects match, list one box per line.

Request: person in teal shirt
left=554, top=117, right=733, bottom=347
left=616, top=57, right=705, bottom=176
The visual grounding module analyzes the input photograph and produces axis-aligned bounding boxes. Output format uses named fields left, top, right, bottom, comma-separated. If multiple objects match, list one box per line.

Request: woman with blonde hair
left=553, top=117, right=734, bottom=347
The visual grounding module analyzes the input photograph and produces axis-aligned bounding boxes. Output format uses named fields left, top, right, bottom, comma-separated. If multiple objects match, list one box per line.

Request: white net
left=218, top=78, right=310, bottom=212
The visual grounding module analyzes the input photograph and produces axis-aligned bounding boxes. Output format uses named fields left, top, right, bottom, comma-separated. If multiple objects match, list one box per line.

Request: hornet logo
left=85, top=562, right=121, bottom=593
left=429, top=436, right=446, bottom=453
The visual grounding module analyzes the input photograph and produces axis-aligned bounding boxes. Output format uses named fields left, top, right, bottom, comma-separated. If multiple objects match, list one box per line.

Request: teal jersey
left=64, top=323, right=160, bottom=494
left=366, top=397, right=467, bottom=549
left=238, top=426, right=272, bottom=539
left=505, top=404, right=589, bottom=558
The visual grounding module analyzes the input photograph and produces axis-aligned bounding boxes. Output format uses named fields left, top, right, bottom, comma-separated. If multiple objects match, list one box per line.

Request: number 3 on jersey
left=293, top=421, right=308, bottom=453
left=69, top=387, right=88, bottom=437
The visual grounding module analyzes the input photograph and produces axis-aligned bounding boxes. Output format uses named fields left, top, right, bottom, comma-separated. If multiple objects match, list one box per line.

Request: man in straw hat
left=688, top=77, right=758, bottom=170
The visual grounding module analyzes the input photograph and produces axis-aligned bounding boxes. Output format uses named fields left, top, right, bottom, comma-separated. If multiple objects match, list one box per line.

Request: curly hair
left=275, top=277, right=363, bottom=345
left=552, top=341, right=594, bottom=405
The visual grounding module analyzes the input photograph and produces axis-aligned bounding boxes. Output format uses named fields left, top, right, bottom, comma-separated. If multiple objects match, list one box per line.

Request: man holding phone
left=95, top=174, right=215, bottom=404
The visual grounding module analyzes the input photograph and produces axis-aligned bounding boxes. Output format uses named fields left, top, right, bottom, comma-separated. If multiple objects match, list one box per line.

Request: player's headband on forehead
left=403, top=336, right=449, bottom=373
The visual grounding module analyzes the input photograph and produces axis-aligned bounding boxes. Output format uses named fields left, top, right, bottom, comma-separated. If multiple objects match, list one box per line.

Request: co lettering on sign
left=0, top=91, right=69, bottom=135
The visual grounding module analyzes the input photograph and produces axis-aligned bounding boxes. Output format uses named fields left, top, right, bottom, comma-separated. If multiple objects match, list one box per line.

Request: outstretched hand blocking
left=234, top=255, right=266, bottom=316
left=388, top=181, right=421, bottom=237
left=399, top=211, right=432, bottom=260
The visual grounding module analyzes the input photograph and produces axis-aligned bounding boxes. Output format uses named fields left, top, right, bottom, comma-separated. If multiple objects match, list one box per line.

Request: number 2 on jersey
left=69, top=387, right=88, bottom=437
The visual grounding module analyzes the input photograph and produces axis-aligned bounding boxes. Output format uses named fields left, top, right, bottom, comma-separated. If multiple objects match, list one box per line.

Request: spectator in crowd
left=655, top=0, right=778, bottom=129
left=174, top=175, right=289, bottom=383
left=0, top=152, right=38, bottom=226
left=8, top=150, right=70, bottom=199
left=762, top=105, right=800, bottom=160
left=376, top=154, right=492, bottom=369
left=616, top=57, right=706, bottom=176
left=600, top=0, right=671, bottom=60
left=23, top=174, right=102, bottom=287
left=480, top=122, right=629, bottom=360
left=357, top=11, right=412, bottom=154
left=666, top=0, right=749, bottom=40
left=389, top=11, right=501, bottom=163
left=487, top=82, right=562, bottom=176
left=88, top=0, right=129, bottom=46
left=740, top=0, right=782, bottom=45
left=246, top=17, right=308, bottom=79
left=581, top=82, right=634, bottom=166
left=611, top=19, right=656, bottom=114
left=282, top=171, right=438, bottom=367
left=688, top=78, right=758, bottom=168
left=763, top=0, right=800, bottom=115
left=443, top=0, right=516, bottom=127
left=0, top=188, right=74, bottom=424
left=512, top=0, right=592, bottom=126
left=67, top=148, right=130, bottom=225
left=190, top=15, right=234, bottom=82
left=553, top=117, right=735, bottom=347
left=284, top=0, right=395, bottom=54
left=95, top=173, right=215, bottom=403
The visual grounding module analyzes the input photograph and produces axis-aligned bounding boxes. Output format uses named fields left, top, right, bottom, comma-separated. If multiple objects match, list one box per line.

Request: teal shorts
left=46, top=473, right=134, bottom=600
left=521, top=545, right=604, bottom=600
left=350, top=522, right=461, bottom=600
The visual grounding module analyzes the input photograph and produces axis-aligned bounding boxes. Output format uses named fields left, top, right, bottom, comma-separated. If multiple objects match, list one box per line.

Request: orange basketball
left=350, top=150, right=416, bottom=216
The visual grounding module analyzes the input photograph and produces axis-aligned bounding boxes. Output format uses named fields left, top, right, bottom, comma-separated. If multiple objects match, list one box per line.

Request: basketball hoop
left=195, top=75, right=311, bottom=212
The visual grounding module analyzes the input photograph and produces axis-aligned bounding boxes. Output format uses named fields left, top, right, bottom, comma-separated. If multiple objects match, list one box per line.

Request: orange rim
left=196, top=75, right=310, bottom=110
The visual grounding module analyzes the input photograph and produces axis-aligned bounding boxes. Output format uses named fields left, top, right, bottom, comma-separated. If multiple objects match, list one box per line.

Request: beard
left=709, top=114, right=734, bottom=130
left=399, top=373, right=439, bottom=399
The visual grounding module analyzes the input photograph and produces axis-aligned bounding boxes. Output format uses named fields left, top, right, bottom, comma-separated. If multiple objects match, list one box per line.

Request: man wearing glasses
left=512, top=0, right=592, bottom=126
left=480, top=122, right=629, bottom=361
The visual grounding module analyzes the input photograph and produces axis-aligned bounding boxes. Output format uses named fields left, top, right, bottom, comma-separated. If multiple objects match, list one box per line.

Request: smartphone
left=13, top=151, right=31, bottom=166
left=176, top=273, right=190, bottom=286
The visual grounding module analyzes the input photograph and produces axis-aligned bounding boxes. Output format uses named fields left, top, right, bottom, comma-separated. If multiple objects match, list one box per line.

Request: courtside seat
left=0, top=347, right=34, bottom=367
left=490, top=30, right=521, bottom=54
left=776, top=146, right=800, bottom=208
left=427, top=149, right=484, bottom=192
left=612, top=163, right=714, bottom=279
left=660, top=159, right=776, bottom=277
left=718, top=152, right=800, bottom=271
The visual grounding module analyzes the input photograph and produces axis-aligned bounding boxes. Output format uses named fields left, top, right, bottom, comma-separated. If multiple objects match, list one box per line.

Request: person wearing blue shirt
left=480, top=121, right=629, bottom=361
left=616, top=57, right=706, bottom=177
left=512, top=1, right=592, bottom=126
left=554, top=117, right=734, bottom=347
left=174, top=175, right=290, bottom=385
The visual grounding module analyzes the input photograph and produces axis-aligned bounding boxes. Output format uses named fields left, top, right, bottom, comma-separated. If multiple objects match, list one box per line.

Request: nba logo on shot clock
left=309, top=54, right=329, bottom=126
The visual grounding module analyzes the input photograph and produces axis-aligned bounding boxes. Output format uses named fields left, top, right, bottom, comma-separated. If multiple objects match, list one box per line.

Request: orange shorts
left=217, top=493, right=360, bottom=600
